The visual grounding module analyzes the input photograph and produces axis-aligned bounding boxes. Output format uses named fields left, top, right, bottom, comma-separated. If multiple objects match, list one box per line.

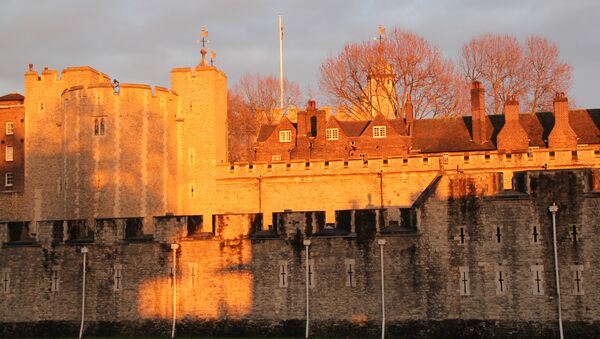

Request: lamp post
left=377, top=239, right=387, bottom=339
left=171, top=243, right=179, bottom=338
left=303, top=239, right=312, bottom=338
left=78, top=246, right=89, bottom=339
left=548, top=203, right=564, bottom=339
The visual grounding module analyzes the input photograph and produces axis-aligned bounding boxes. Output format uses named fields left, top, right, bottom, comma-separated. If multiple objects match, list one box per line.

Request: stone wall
left=2, top=169, right=600, bottom=337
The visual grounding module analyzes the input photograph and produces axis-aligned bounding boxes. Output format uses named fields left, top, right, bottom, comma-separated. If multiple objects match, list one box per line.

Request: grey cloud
left=0, top=0, right=598, bottom=107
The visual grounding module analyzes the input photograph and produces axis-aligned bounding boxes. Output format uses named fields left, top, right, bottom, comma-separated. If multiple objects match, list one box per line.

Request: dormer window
left=279, top=130, right=292, bottom=143
left=373, top=126, right=387, bottom=138
left=326, top=128, right=339, bottom=141
left=5, top=122, right=14, bottom=135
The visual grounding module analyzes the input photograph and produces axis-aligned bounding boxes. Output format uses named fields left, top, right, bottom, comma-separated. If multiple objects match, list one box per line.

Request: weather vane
left=210, top=51, right=216, bottom=66
left=195, top=27, right=210, bottom=66
left=376, top=25, right=385, bottom=43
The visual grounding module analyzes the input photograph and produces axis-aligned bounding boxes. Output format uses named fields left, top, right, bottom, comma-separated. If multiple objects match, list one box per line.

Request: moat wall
left=1, top=169, right=600, bottom=337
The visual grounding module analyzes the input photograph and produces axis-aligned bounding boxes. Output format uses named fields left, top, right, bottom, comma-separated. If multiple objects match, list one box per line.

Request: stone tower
left=170, top=49, right=228, bottom=217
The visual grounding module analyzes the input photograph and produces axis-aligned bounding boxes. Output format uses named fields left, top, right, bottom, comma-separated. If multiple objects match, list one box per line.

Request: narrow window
left=495, top=263, right=507, bottom=295
left=570, top=225, right=581, bottom=243
left=571, top=265, right=584, bottom=295
left=459, top=266, right=470, bottom=296
left=495, top=226, right=502, bottom=243
left=345, top=259, right=356, bottom=287
left=1, top=269, right=9, bottom=294
left=531, top=225, right=540, bottom=244
left=5, top=146, right=13, bottom=162
left=531, top=264, right=544, bottom=295
left=113, top=264, right=123, bottom=291
left=5, top=122, right=14, bottom=136
left=326, top=128, right=339, bottom=141
left=310, top=116, right=317, bottom=137
left=278, top=261, right=288, bottom=288
left=188, top=262, right=198, bottom=288
left=94, top=117, right=106, bottom=136
left=373, top=126, right=387, bottom=138
left=5, top=172, right=14, bottom=187
left=51, top=267, right=60, bottom=292
left=279, top=130, right=292, bottom=143
left=307, top=259, right=315, bottom=288
left=40, top=101, right=44, bottom=111
left=188, top=148, right=196, bottom=165
left=189, top=183, right=195, bottom=198
left=455, top=226, right=468, bottom=245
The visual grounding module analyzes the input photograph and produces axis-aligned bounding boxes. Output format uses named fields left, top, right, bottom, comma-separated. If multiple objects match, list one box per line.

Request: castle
left=1, top=45, right=600, bottom=338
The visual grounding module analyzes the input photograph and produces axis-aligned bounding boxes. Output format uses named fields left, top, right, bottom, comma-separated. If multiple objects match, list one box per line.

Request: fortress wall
left=1, top=169, right=599, bottom=338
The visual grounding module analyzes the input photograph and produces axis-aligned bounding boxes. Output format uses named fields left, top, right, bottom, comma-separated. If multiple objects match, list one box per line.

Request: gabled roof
left=0, top=93, right=24, bottom=102
left=337, top=121, right=369, bottom=137
left=256, top=124, right=278, bottom=142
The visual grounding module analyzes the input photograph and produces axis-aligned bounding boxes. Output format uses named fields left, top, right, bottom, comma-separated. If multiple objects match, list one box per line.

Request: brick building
left=0, top=93, right=24, bottom=192
left=1, top=46, right=600, bottom=338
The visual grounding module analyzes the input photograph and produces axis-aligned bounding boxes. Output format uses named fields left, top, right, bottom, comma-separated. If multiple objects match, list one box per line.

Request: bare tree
left=460, top=34, right=524, bottom=115
left=523, top=36, right=572, bottom=113
left=319, top=28, right=464, bottom=119
left=227, top=73, right=301, bottom=162
left=459, top=34, right=573, bottom=114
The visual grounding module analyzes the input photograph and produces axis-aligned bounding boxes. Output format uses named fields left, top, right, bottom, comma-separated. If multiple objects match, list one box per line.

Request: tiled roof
left=337, top=121, right=369, bottom=137
left=0, top=93, right=24, bottom=102
left=256, top=124, right=278, bottom=142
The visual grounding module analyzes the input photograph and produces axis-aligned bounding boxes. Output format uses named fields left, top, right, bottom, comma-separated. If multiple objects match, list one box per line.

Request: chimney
left=548, top=93, right=577, bottom=149
left=496, top=96, right=529, bottom=151
left=471, top=81, right=488, bottom=144
left=405, top=93, right=414, bottom=135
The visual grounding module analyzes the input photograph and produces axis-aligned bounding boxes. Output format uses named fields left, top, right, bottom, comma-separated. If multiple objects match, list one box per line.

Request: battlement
left=25, top=65, right=111, bottom=85
left=218, top=147, right=600, bottom=183
left=61, top=82, right=178, bottom=102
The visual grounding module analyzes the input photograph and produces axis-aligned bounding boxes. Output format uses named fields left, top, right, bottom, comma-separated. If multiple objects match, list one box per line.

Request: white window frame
left=373, top=125, right=387, bottom=138
left=5, top=172, right=13, bottom=187
left=5, top=122, right=14, bottom=135
left=279, top=130, right=292, bottom=143
left=326, top=128, right=339, bottom=141
left=271, top=155, right=282, bottom=161
left=5, top=146, right=13, bottom=162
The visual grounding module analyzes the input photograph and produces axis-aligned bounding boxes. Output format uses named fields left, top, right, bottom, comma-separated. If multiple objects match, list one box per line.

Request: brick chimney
left=471, top=81, right=489, bottom=144
left=497, top=96, right=529, bottom=151
left=548, top=93, right=577, bottom=149
left=405, top=93, right=414, bottom=135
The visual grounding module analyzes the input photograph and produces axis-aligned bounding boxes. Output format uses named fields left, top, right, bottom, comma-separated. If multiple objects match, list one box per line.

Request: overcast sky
left=1, top=0, right=599, bottom=108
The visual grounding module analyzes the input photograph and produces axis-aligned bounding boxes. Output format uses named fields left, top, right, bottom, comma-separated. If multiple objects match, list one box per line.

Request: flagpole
left=279, top=15, right=284, bottom=111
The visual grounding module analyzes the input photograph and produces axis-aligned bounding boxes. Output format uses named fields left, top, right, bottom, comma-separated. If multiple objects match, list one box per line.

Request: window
left=94, top=117, right=105, bottom=136
left=494, top=226, right=502, bottom=243
left=455, top=226, right=469, bottom=245
left=495, top=263, right=507, bottom=295
left=571, top=265, right=584, bottom=295
left=531, top=264, right=544, bottom=295
left=51, top=267, right=60, bottom=292
left=189, top=183, right=195, bottom=198
left=188, top=263, right=198, bottom=288
left=279, top=130, right=292, bottom=142
left=5, top=146, right=13, bottom=162
left=310, top=116, right=317, bottom=137
left=1, top=269, right=9, bottom=294
left=306, top=259, right=315, bottom=288
left=278, top=261, right=288, bottom=287
left=5, top=122, right=14, bottom=135
left=5, top=172, right=13, bottom=187
left=188, top=148, right=196, bottom=165
left=326, top=128, right=339, bottom=140
left=272, top=155, right=281, bottom=161
left=459, top=266, right=470, bottom=296
left=373, top=125, right=387, bottom=138
left=113, top=264, right=123, bottom=291
left=345, top=259, right=356, bottom=287
left=531, top=225, right=541, bottom=244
